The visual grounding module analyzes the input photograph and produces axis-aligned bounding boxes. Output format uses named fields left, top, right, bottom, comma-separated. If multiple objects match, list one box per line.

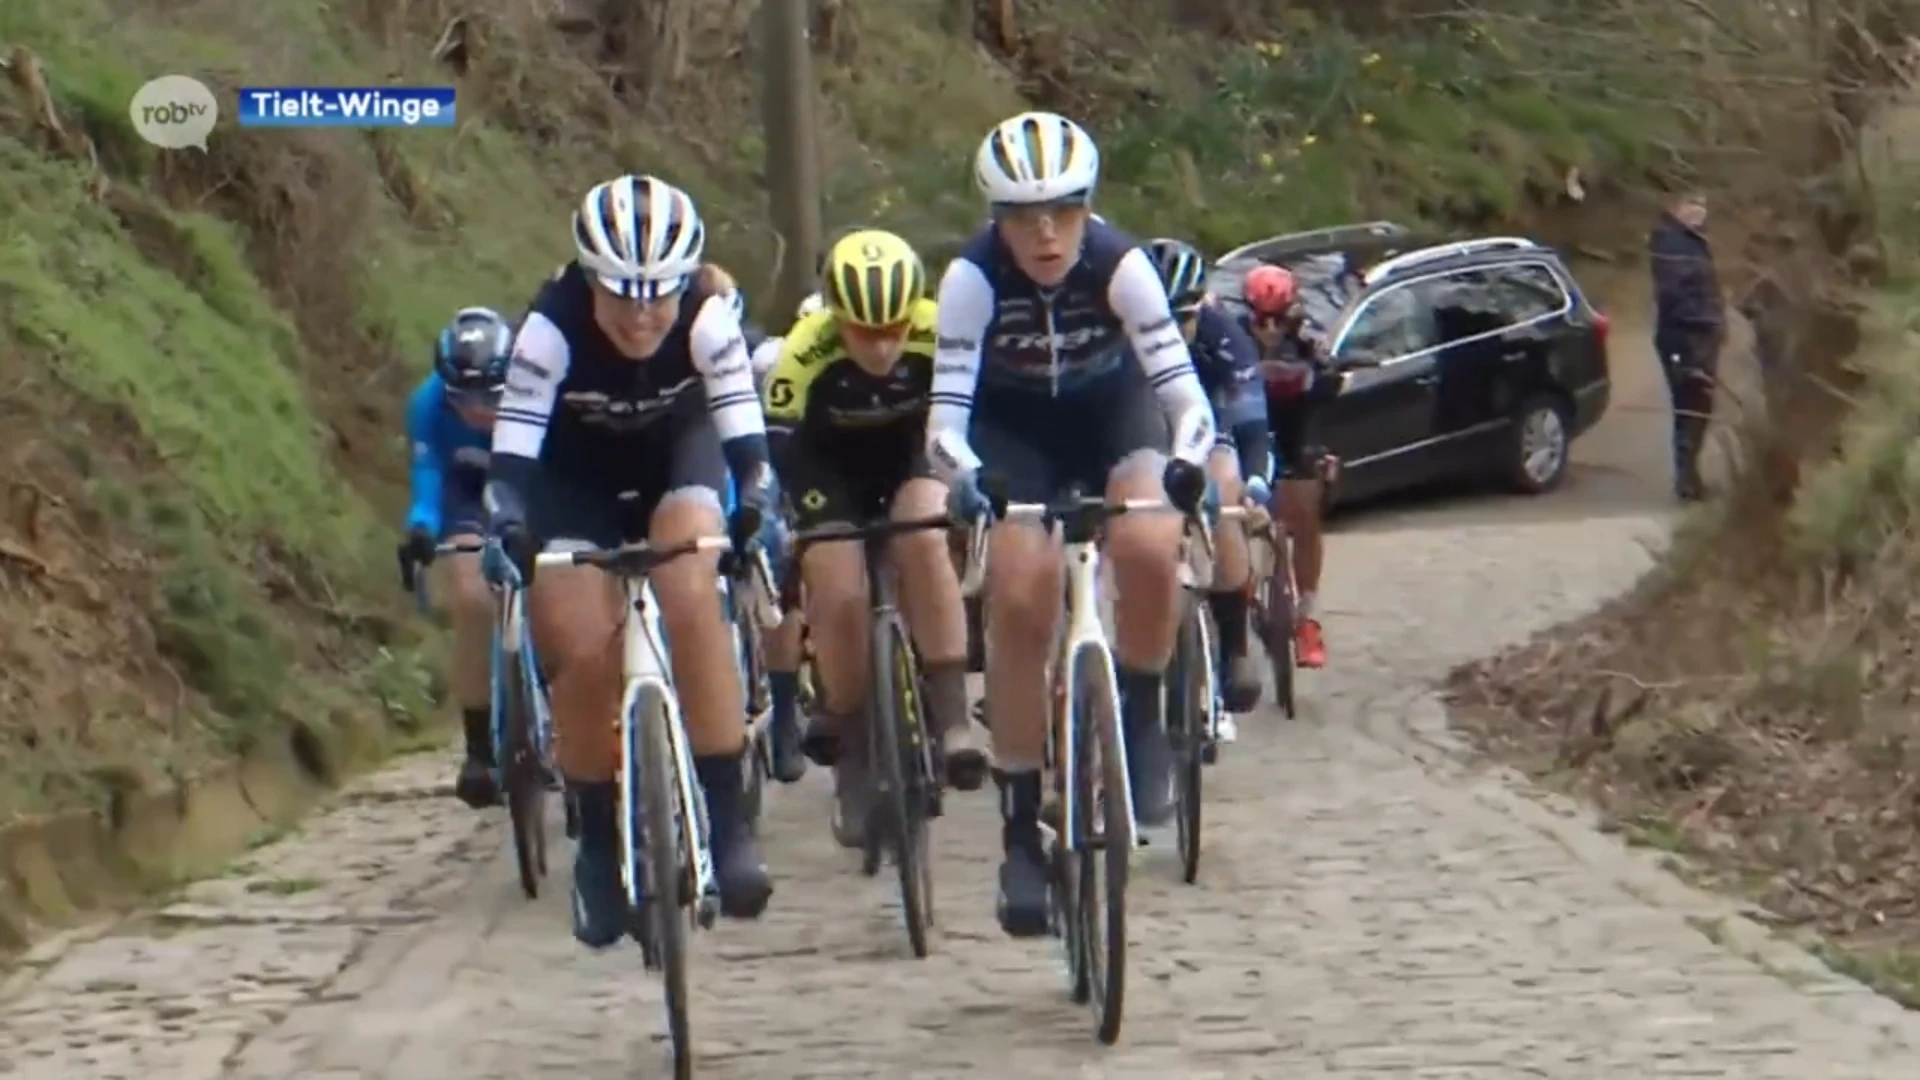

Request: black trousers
left=1656, top=331, right=1717, bottom=487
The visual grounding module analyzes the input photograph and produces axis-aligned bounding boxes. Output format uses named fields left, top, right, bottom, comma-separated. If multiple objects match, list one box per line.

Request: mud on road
left=5, top=272, right=1919, bottom=1078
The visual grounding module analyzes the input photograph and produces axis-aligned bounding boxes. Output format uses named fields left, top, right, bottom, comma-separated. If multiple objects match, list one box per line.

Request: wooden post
left=760, top=0, right=824, bottom=320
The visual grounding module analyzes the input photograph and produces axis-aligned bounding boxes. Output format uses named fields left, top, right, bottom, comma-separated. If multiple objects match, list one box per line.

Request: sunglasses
left=992, top=199, right=1091, bottom=233
left=841, top=319, right=912, bottom=345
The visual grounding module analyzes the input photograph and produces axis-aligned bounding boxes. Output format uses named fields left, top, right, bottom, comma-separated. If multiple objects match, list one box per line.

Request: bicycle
left=781, top=512, right=954, bottom=958
left=403, top=541, right=556, bottom=900
left=532, top=533, right=778, bottom=1080
left=959, top=486, right=1186, bottom=1047
left=1164, top=505, right=1249, bottom=886
left=1247, top=451, right=1338, bottom=720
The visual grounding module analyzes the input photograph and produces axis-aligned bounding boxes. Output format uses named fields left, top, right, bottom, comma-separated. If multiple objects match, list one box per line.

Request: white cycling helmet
left=973, top=111, right=1101, bottom=206
left=572, top=174, right=705, bottom=298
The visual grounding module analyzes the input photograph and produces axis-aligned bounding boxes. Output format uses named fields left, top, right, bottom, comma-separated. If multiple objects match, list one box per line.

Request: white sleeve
left=689, top=293, right=766, bottom=442
left=1108, top=248, right=1215, bottom=465
left=751, top=337, right=783, bottom=381
left=925, top=259, right=995, bottom=479
left=494, top=310, right=573, bottom=460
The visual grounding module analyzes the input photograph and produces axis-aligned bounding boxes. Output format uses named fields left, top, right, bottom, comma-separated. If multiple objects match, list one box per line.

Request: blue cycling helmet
left=1147, top=237, right=1209, bottom=315
left=434, top=306, right=513, bottom=396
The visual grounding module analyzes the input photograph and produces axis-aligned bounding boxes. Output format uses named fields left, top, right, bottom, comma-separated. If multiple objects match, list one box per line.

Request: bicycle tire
left=633, top=690, right=693, bottom=1080
left=1259, top=559, right=1298, bottom=719
left=1050, top=666, right=1091, bottom=1006
left=503, top=659, right=545, bottom=899
left=1075, top=645, right=1128, bottom=1045
left=1171, top=601, right=1209, bottom=886
left=735, top=600, right=768, bottom=833
left=867, top=612, right=935, bottom=957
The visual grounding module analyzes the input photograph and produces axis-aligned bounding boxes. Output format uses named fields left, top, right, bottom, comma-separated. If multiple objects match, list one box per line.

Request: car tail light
left=1591, top=310, right=1610, bottom=343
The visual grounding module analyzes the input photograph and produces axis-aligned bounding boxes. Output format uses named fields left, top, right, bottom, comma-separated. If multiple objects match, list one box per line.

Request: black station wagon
left=1212, top=222, right=1612, bottom=507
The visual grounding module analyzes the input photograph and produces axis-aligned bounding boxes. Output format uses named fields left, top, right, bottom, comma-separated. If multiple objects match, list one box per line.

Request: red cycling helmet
left=1243, top=265, right=1298, bottom=317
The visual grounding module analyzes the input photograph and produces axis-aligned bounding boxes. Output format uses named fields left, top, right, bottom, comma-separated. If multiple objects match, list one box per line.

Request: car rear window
left=1213, top=251, right=1358, bottom=339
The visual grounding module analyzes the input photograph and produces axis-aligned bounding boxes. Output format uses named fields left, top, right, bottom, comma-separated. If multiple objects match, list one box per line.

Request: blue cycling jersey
left=404, top=373, right=493, bottom=535
left=1189, top=305, right=1270, bottom=480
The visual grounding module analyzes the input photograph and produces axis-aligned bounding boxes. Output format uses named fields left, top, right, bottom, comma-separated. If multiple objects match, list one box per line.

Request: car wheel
left=1507, top=393, right=1570, bottom=494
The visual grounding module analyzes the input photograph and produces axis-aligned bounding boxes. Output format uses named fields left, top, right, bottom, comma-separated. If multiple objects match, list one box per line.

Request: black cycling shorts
left=970, top=368, right=1169, bottom=504
left=782, top=429, right=934, bottom=530
left=1267, top=395, right=1322, bottom=481
left=529, top=409, right=728, bottom=550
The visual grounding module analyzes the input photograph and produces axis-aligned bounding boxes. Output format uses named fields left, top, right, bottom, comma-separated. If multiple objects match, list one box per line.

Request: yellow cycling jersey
left=760, top=297, right=937, bottom=438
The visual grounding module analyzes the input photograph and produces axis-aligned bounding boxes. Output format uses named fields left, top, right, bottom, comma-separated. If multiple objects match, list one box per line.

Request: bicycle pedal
left=694, top=896, right=718, bottom=930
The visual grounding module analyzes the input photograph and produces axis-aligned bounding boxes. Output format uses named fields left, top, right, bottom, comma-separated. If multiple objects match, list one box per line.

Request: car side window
left=1333, top=282, right=1437, bottom=364
left=1425, top=270, right=1512, bottom=346
left=1487, top=263, right=1569, bottom=323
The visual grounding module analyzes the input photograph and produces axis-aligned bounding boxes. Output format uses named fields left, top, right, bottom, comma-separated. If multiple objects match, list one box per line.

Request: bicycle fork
left=620, top=597, right=717, bottom=912
left=1052, top=544, right=1139, bottom=856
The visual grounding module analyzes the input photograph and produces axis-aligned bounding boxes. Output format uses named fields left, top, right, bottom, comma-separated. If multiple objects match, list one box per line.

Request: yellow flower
left=1302, top=133, right=1318, bottom=147
left=1360, top=112, right=1376, bottom=125
left=1255, top=40, right=1284, bottom=58
left=1362, top=52, right=1382, bottom=67
left=1257, top=151, right=1275, bottom=168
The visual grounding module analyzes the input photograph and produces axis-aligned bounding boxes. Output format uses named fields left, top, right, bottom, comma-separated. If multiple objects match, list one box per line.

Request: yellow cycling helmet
left=822, top=229, right=925, bottom=328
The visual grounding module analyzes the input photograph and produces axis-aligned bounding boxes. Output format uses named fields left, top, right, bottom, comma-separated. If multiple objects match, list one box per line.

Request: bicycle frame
left=481, top=544, right=553, bottom=783
left=960, top=498, right=1181, bottom=855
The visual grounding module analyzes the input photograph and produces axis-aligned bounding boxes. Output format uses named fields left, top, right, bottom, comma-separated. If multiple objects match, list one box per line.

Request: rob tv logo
left=128, top=75, right=219, bottom=150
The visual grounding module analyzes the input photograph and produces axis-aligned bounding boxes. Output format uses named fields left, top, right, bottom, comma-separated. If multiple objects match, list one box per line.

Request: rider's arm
left=688, top=291, right=773, bottom=483
left=1213, top=313, right=1272, bottom=482
left=758, top=324, right=818, bottom=481
left=1107, top=249, right=1215, bottom=465
left=925, top=259, right=994, bottom=479
left=404, top=376, right=447, bottom=536
left=484, top=311, right=573, bottom=525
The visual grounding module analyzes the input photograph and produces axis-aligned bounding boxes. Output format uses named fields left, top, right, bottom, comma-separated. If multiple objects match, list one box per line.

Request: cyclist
left=399, top=307, right=515, bottom=808
left=926, top=110, right=1216, bottom=938
left=1147, top=239, right=1269, bottom=715
left=485, top=174, right=786, bottom=949
left=762, top=229, right=987, bottom=848
left=1241, top=264, right=1343, bottom=669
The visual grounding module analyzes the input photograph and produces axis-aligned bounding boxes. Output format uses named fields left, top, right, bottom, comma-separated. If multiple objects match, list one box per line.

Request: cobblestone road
left=7, top=288, right=1920, bottom=1077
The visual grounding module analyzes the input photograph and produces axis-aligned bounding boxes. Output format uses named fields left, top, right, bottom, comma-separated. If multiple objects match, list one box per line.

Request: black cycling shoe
left=997, top=828, right=1052, bottom=938
left=1222, top=653, right=1263, bottom=713
left=768, top=709, right=808, bottom=784
left=1123, top=719, right=1174, bottom=828
left=453, top=756, right=500, bottom=809
left=698, top=751, right=773, bottom=919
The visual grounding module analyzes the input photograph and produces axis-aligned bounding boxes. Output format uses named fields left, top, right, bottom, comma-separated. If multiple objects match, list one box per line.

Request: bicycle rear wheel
left=502, top=657, right=547, bottom=899
left=1072, top=645, right=1128, bottom=1045
left=1257, top=556, right=1298, bottom=719
left=630, top=690, right=692, bottom=1080
left=867, top=612, right=935, bottom=957
left=1170, top=600, right=1210, bottom=885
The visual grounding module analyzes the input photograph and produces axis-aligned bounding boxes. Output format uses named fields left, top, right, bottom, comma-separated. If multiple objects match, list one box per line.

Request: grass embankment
left=0, top=0, right=1733, bottom=937
left=1451, top=90, right=1920, bottom=1005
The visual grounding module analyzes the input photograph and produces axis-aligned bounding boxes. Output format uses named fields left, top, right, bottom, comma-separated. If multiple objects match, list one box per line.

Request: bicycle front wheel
left=633, top=690, right=693, bottom=1079
left=1171, top=599, right=1210, bottom=885
left=868, top=612, right=935, bottom=957
left=502, top=657, right=546, bottom=899
left=1072, top=644, right=1128, bottom=1046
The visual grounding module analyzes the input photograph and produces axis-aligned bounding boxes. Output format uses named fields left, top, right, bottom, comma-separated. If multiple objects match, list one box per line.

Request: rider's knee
left=649, top=487, right=726, bottom=627
left=443, top=546, right=493, bottom=626
left=530, top=566, right=621, bottom=677
left=804, top=545, right=870, bottom=634
left=985, top=526, right=1058, bottom=632
left=891, top=476, right=947, bottom=520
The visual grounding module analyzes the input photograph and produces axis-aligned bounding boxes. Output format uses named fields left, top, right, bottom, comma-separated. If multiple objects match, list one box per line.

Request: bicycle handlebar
left=779, top=513, right=955, bottom=609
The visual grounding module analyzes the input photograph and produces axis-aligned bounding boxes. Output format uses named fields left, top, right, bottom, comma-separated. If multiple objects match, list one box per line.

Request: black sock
left=695, top=748, right=746, bottom=835
left=994, top=767, right=1042, bottom=843
left=1207, top=590, right=1249, bottom=660
left=460, top=707, right=493, bottom=765
left=570, top=781, right=616, bottom=849
left=1117, top=666, right=1163, bottom=737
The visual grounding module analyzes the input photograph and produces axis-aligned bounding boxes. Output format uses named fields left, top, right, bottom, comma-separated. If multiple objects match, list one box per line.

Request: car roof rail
left=1361, top=237, right=1541, bottom=285
left=1216, top=221, right=1410, bottom=265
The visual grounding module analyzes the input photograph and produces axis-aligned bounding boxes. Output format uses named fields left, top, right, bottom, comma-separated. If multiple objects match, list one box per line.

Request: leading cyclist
left=399, top=307, right=515, bottom=807
left=1241, top=264, right=1343, bottom=669
left=485, top=174, right=786, bottom=949
left=1146, top=239, right=1269, bottom=716
left=762, top=229, right=987, bottom=849
left=926, top=111, right=1216, bottom=938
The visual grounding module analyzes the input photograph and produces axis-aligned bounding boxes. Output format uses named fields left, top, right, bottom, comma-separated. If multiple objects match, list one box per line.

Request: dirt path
left=5, top=269, right=1918, bottom=1078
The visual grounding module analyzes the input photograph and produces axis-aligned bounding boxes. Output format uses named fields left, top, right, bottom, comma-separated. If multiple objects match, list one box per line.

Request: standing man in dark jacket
left=1648, top=190, right=1725, bottom=501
